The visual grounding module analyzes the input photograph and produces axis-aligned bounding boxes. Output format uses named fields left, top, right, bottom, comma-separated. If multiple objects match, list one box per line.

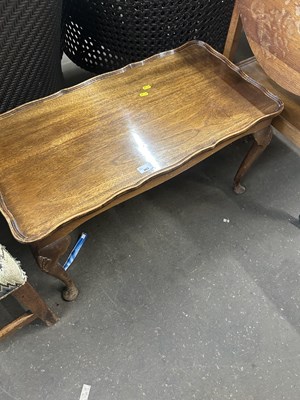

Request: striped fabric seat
left=0, top=245, right=27, bottom=300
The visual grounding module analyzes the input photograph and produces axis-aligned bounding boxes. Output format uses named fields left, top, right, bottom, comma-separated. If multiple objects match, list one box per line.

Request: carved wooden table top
left=0, top=42, right=282, bottom=246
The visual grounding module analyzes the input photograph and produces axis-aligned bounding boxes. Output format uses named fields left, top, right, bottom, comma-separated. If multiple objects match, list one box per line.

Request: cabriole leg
left=31, top=235, right=79, bottom=301
left=233, top=127, right=272, bottom=194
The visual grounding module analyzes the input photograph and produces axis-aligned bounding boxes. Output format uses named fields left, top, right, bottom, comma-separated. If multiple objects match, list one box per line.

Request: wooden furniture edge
left=223, top=1, right=242, bottom=61
left=0, top=40, right=282, bottom=121
left=0, top=312, right=37, bottom=340
left=238, top=57, right=300, bottom=148
left=272, top=118, right=300, bottom=148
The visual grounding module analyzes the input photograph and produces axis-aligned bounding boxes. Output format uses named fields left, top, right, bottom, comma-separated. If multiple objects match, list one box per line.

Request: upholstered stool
left=0, top=245, right=58, bottom=339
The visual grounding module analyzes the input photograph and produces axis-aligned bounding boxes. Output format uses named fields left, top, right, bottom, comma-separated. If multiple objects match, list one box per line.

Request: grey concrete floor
left=1, top=134, right=300, bottom=400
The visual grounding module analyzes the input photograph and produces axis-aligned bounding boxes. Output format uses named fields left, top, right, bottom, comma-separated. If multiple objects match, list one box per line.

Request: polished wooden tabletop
left=0, top=42, right=282, bottom=244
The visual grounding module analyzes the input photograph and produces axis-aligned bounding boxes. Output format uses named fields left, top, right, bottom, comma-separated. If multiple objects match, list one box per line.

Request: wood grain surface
left=0, top=312, right=36, bottom=340
left=223, top=1, right=243, bottom=61
left=237, top=0, right=300, bottom=95
left=0, top=41, right=282, bottom=244
left=239, top=57, right=300, bottom=148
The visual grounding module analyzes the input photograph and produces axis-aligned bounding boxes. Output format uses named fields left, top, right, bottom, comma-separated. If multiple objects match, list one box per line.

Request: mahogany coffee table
left=0, top=42, right=282, bottom=300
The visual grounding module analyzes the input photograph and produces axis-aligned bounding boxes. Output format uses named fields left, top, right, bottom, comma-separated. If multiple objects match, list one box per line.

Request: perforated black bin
left=62, top=0, right=235, bottom=74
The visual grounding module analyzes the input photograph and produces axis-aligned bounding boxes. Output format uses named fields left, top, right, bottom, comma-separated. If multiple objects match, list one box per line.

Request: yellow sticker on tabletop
left=143, top=85, right=152, bottom=90
left=140, top=92, right=149, bottom=97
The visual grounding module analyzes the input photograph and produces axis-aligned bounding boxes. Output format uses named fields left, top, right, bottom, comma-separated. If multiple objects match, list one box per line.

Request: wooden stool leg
left=0, top=312, right=37, bottom=340
left=0, top=282, right=58, bottom=340
left=31, top=235, right=79, bottom=302
left=12, top=282, right=58, bottom=326
left=233, top=127, right=273, bottom=194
